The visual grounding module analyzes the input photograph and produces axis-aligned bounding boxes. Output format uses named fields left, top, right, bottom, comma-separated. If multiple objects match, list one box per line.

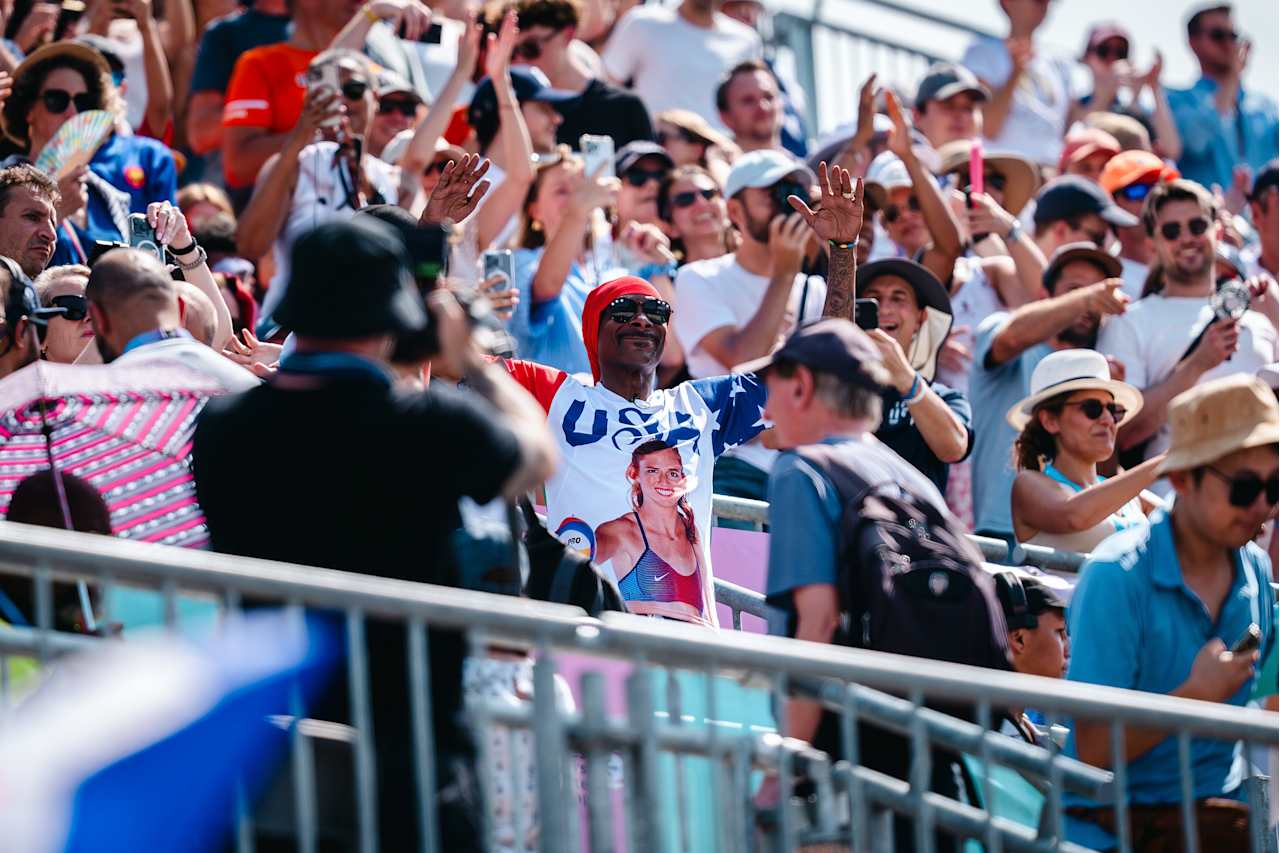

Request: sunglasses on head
left=50, top=294, right=87, bottom=321
left=1064, top=398, right=1126, bottom=422
left=1117, top=181, right=1155, bottom=202
left=882, top=195, right=921, bottom=223
left=40, top=89, right=96, bottom=114
left=606, top=296, right=671, bottom=325
left=670, top=187, right=720, bottom=209
left=624, top=168, right=667, bottom=187
left=1159, top=217, right=1210, bottom=241
left=1204, top=466, right=1279, bottom=508
left=1092, top=43, right=1129, bottom=61
left=341, top=80, right=369, bottom=101
left=378, top=98, right=418, bottom=117
left=1201, top=27, right=1238, bottom=44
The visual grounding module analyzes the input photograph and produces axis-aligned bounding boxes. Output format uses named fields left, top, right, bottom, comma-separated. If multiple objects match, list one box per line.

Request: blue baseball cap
left=468, top=67, right=577, bottom=139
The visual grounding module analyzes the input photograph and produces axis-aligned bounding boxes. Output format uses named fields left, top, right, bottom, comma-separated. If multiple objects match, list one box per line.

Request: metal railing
left=712, top=493, right=1088, bottom=574
left=0, top=521, right=1274, bottom=853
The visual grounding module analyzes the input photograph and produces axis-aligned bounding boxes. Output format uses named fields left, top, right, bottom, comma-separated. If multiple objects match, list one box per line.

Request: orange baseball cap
left=1100, top=150, right=1180, bottom=194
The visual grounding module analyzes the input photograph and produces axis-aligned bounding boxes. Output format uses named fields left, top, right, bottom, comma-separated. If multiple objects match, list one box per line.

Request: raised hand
left=454, top=11, right=484, bottom=80
left=571, top=159, right=620, bottom=211
left=787, top=161, right=863, bottom=246
left=1140, top=50, right=1165, bottom=92
left=768, top=213, right=811, bottom=279
left=1006, top=36, right=1034, bottom=79
left=882, top=90, right=913, bottom=162
left=367, top=0, right=432, bottom=42
left=479, top=272, right=519, bottom=320
left=854, top=74, right=879, bottom=143
left=15, top=2, right=57, bottom=53
left=420, top=153, right=493, bottom=226
left=289, top=84, right=343, bottom=152
left=145, top=200, right=193, bottom=248
left=483, top=8, right=519, bottom=82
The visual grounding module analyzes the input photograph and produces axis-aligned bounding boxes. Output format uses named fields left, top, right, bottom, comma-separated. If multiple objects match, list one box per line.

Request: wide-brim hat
left=1007, top=349, right=1142, bottom=430
left=1157, top=375, right=1280, bottom=476
left=935, top=141, right=1041, bottom=216
left=4, top=41, right=112, bottom=145
left=856, top=258, right=953, bottom=382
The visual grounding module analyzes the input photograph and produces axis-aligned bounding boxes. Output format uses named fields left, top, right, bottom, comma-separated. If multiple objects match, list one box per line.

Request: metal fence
left=0, top=521, right=1275, bottom=853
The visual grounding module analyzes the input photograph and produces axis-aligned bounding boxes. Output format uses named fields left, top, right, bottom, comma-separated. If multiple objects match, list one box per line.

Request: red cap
left=1058, top=128, right=1122, bottom=173
left=1085, top=23, right=1130, bottom=53
left=581, top=276, right=663, bottom=382
left=1100, top=150, right=1180, bottom=193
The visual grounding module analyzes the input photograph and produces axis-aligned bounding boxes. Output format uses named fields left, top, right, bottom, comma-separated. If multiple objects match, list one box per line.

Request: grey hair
left=773, top=358, right=889, bottom=426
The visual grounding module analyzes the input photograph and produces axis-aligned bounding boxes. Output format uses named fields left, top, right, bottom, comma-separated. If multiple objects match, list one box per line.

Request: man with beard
left=970, top=242, right=1130, bottom=544
left=85, top=249, right=258, bottom=391
left=1099, top=179, right=1277, bottom=497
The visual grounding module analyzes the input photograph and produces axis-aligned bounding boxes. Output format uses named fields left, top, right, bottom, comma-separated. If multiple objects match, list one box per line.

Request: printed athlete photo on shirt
left=594, top=439, right=705, bottom=624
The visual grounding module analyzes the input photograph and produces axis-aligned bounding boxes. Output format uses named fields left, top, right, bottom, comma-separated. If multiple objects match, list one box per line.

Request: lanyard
left=121, top=327, right=192, bottom=355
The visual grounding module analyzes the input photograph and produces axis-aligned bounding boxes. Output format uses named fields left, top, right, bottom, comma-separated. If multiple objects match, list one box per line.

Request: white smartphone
left=580, top=134, right=615, bottom=180
left=304, top=61, right=342, bottom=128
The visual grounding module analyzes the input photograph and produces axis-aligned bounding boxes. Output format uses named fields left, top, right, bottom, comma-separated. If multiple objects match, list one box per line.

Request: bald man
left=86, top=249, right=258, bottom=391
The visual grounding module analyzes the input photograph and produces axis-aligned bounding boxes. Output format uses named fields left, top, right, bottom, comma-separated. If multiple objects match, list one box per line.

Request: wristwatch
left=1005, top=219, right=1023, bottom=243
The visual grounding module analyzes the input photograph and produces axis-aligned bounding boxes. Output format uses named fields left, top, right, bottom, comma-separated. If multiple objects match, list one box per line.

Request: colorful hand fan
left=34, top=110, right=115, bottom=179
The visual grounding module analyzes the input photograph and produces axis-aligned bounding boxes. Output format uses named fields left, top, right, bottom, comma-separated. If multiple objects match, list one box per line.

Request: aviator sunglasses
left=1204, top=467, right=1280, bottom=508
left=606, top=296, right=671, bottom=325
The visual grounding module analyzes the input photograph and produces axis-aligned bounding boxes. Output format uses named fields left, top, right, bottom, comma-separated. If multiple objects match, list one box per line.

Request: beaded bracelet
left=828, top=238, right=858, bottom=251
left=904, top=373, right=928, bottom=406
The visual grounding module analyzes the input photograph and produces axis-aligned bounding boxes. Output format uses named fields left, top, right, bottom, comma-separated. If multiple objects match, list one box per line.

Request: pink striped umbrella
left=0, top=361, right=223, bottom=548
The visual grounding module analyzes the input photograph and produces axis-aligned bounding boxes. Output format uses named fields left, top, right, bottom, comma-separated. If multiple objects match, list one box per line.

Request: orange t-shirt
left=222, top=43, right=318, bottom=186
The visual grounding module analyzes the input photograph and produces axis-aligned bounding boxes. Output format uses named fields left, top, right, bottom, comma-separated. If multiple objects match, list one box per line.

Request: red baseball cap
left=1058, top=128, right=1122, bottom=174
left=1100, top=150, right=1180, bottom=193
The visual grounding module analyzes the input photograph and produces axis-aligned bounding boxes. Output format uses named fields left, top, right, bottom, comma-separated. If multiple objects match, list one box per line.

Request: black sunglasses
left=378, top=98, right=418, bottom=117
left=1066, top=218, right=1110, bottom=247
left=341, top=80, right=369, bottom=101
left=1205, top=466, right=1279, bottom=508
left=1117, top=181, right=1155, bottom=202
left=624, top=168, right=667, bottom=187
left=1202, top=27, right=1238, bottom=44
left=670, top=187, right=720, bottom=209
left=1093, top=43, right=1129, bottom=61
left=40, top=89, right=96, bottom=114
left=50, top=294, right=87, bottom=321
left=605, top=296, right=671, bottom=325
left=1064, top=398, right=1126, bottom=423
left=882, top=195, right=922, bottom=223
left=1159, top=217, right=1211, bottom=241
left=963, top=173, right=1007, bottom=194
left=513, top=31, right=558, bottom=61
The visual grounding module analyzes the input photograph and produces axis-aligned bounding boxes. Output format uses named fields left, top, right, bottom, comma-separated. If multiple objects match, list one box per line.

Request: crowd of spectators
left=0, top=0, right=1274, bottom=848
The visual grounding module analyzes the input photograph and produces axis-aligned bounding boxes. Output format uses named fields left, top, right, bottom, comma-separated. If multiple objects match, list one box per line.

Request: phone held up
left=481, top=250, right=515, bottom=294
left=855, top=298, right=879, bottom=332
left=127, top=213, right=165, bottom=264
left=580, top=134, right=616, bottom=181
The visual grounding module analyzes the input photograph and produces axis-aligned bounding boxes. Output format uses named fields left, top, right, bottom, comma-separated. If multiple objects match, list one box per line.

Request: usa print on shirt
left=504, top=360, right=768, bottom=627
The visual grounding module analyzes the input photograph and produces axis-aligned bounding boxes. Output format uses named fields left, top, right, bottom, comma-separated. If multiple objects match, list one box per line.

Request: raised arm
left=120, top=0, right=174, bottom=138
left=978, top=37, right=1032, bottom=141
left=788, top=161, right=863, bottom=321
left=531, top=163, right=617, bottom=303
left=964, top=191, right=1047, bottom=304
left=150, top=202, right=234, bottom=352
left=1012, top=455, right=1164, bottom=539
left=475, top=10, right=537, bottom=250
left=328, top=0, right=432, bottom=51
left=1141, top=53, right=1183, bottom=161
left=988, top=280, right=1127, bottom=367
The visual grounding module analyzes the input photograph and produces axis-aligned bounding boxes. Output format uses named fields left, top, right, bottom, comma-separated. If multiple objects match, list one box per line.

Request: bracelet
left=828, top=238, right=859, bottom=251
left=904, top=373, right=927, bottom=406
left=174, top=245, right=207, bottom=271
left=168, top=239, right=198, bottom=256
left=362, top=4, right=380, bottom=24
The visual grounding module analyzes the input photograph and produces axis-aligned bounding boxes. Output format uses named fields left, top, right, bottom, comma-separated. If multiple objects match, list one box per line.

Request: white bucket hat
left=1006, top=349, right=1143, bottom=431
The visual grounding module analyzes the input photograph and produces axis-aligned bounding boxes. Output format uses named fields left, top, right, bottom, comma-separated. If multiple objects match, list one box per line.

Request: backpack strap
left=793, top=443, right=877, bottom=507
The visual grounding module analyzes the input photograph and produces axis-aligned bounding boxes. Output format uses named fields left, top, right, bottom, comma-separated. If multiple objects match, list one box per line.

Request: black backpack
left=795, top=445, right=1011, bottom=672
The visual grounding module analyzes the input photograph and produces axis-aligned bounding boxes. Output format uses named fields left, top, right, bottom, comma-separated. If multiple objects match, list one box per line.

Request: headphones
left=996, top=570, right=1037, bottom=631
left=0, top=255, right=63, bottom=347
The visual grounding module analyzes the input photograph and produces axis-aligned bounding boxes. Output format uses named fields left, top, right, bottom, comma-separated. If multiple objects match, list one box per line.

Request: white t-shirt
left=1097, top=294, right=1279, bottom=490
left=601, top=6, right=761, bottom=132
left=961, top=36, right=1074, bottom=167
left=503, top=360, right=771, bottom=627
left=115, top=337, right=260, bottom=393
left=672, top=254, right=825, bottom=472
left=1118, top=256, right=1149, bottom=301
left=262, top=143, right=400, bottom=321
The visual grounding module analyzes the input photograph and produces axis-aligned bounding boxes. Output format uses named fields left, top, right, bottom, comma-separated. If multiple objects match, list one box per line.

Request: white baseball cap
left=723, top=149, right=816, bottom=200
left=865, top=150, right=911, bottom=210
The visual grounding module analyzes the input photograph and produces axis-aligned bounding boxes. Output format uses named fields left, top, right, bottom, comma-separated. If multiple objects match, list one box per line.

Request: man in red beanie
left=503, top=162, right=863, bottom=627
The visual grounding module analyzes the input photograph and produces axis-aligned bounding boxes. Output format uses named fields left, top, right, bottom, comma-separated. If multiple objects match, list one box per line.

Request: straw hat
left=1006, top=349, right=1143, bottom=430
left=935, top=141, right=1041, bottom=216
left=1156, top=375, right=1280, bottom=475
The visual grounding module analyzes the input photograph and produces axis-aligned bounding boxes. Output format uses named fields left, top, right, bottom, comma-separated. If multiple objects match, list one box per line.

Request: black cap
left=856, top=258, right=952, bottom=316
left=1251, top=160, right=1278, bottom=202
left=1042, top=241, right=1123, bottom=290
left=616, top=141, right=674, bottom=176
left=0, top=256, right=62, bottom=328
left=274, top=219, right=428, bottom=338
left=734, top=318, right=884, bottom=388
left=468, top=67, right=576, bottom=141
left=995, top=571, right=1068, bottom=631
left=915, top=63, right=989, bottom=110
left=355, top=205, right=448, bottom=281
left=1033, top=175, right=1139, bottom=228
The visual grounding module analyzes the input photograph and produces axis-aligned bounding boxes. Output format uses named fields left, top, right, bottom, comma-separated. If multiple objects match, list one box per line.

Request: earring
left=530, top=219, right=543, bottom=232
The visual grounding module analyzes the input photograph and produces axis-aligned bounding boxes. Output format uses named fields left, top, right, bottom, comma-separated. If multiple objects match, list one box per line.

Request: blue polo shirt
left=1168, top=77, right=1279, bottom=193
left=1063, top=509, right=1275, bottom=824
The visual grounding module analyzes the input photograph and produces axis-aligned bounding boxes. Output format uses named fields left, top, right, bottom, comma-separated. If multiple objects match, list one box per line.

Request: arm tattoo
left=822, top=246, right=856, bottom=321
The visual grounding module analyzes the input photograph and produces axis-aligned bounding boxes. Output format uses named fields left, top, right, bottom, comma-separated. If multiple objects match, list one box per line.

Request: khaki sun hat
left=1007, top=349, right=1143, bottom=431
left=936, top=140, right=1041, bottom=216
left=1156, top=375, right=1280, bottom=476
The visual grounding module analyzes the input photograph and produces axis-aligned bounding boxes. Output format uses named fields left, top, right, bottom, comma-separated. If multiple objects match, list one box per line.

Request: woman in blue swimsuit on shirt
left=594, top=439, right=707, bottom=625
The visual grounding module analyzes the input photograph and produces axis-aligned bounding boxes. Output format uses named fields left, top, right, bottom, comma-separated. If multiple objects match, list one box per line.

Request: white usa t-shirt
left=504, top=360, right=769, bottom=627
left=601, top=5, right=760, bottom=132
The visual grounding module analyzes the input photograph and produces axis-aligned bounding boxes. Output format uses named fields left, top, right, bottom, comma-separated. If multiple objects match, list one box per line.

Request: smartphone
left=127, top=213, right=165, bottom=263
left=482, top=250, right=515, bottom=293
left=855, top=298, right=879, bottom=331
left=580, top=134, right=616, bottom=181
left=399, top=20, right=443, bottom=43
left=55, top=0, right=85, bottom=40
left=304, top=62, right=342, bottom=128
left=1231, top=623, right=1261, bottom=655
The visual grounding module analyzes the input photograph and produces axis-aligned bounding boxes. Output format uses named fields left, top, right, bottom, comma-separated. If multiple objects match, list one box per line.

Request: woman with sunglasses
left=1009, top=349, right=1165, bottom=552
left=33, top=264, right=93, bottom=363
left=658, top=165, right=734, bottom=266
left=654, top=109, right=738, bottom=189
left=1076, top=24, right=1182, bottom=162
